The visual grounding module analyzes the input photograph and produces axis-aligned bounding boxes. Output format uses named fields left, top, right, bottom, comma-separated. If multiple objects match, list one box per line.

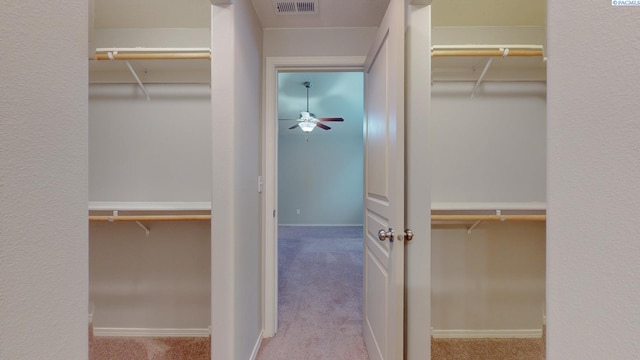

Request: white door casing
left=261, top=4, right=431, bottom=357
left=262, top=56, right=366, bottom=337
left=362, top=0, right=406, bottom=359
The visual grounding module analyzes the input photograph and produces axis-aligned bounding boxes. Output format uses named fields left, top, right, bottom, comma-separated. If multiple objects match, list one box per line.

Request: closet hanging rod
left=89, top=215, right=211, bottom=222
left=92, top=47, right=212, bottom=61
left=431, top=45, right=544, bottom=58
left=431, top=214, right=546, bottom=222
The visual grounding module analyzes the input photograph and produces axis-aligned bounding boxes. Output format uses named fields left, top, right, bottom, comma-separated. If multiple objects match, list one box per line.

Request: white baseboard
left=278, top=224, right=363, bottom=227
left=431, top=329, right=543, bottom=339
left=93, top=327, right=211, bottom=338
left=250, top=330, right=264, bottom=360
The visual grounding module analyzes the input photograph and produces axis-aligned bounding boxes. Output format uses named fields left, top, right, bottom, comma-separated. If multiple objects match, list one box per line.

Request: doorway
left=258, top=71, right=366, bottom=356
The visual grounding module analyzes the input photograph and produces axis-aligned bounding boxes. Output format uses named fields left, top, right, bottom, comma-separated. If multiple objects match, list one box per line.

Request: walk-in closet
left=430, top=1, right=547, bottom=359
left=88, top=1, right=212, bottom=358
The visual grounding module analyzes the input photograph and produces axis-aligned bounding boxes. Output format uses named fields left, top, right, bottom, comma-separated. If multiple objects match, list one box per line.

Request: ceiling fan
left=281, top=81, right=344, bottom=132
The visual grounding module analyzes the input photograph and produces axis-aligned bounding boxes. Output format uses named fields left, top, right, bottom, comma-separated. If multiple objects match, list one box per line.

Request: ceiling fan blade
left=317, top=117, right=344, bottom=122
left=279, top=118, right=299, bottom=121
left=316, top=122, right=331, bottom=130
left=288, top=124, right=300, bottom=130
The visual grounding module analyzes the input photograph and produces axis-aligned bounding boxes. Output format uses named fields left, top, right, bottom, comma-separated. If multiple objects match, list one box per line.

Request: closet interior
left=88, top=0, right=212, bottom=355
left=429, top=1, right=547, bottom=359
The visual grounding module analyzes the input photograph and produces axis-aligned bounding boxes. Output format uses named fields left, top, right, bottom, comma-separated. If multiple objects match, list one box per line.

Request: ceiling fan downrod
left=304, top=81, right=311, bottom=113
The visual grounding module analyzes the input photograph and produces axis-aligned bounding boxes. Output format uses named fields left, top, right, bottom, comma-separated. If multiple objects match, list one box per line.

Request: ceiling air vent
left=272, top=0, right=318, bottom=15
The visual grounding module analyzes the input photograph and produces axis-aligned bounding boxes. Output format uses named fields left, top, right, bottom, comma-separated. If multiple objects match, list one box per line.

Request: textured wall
left=263, top=28, right=377, bottom=57
left=89, top=84, right=212, bottom=202
left=547, top=1, right=640, bottom=358
left=430, top=82, right=547, bottom=203
left=89, top=221, right=211, bottom=329
left=211, top=2, right=263, bottom=359
left=0, top=1, right=88, bottom=359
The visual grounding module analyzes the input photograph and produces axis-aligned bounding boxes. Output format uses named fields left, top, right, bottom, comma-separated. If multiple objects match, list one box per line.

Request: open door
left=362, top=0, right=406, bottom=359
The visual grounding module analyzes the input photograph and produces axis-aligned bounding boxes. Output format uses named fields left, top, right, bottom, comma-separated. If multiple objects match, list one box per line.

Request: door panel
left=362, top=0, right=405, bottom=359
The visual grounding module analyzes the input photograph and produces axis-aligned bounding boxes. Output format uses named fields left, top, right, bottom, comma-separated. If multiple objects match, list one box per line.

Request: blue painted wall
left=277, top=72, right=364, bottom=225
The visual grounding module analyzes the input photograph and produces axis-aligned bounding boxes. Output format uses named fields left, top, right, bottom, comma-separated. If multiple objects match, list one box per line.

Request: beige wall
left=210, top=1, right=264, bottom=358
left=264, top=27, right=377, bottom=57
left=0, top=1, right=88, bottom=358
left=88, top=33, right=212, bottom=332
left=547, top=1, right=640, bottom=358
left=430, top=81, right=546, bottom=334
left=89, top=221, right=211, bottom=329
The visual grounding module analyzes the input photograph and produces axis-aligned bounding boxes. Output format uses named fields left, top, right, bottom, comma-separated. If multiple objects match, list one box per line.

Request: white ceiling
left=93, top=0, right=545, bottom=29
left=252, top=0, right=389, bottom=28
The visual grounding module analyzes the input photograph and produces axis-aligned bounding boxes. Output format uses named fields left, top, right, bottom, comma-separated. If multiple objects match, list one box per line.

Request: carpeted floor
left=256, top=226, right=369, bottom=360
left=91, top=336, right=210, bottom=360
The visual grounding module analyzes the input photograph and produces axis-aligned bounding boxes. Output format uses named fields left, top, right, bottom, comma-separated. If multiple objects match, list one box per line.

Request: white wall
left=278, top=72, right=364, bottom=226
left=264, top=28, right=377, bottom=57
left=547, top=2, right=640, bottom=358
left=0, top=1, right=88, bottom=359
left=430, top=82, right=546, bottom=332
left=88, top=27, right=212, bottom=332
left=211, top=2, right=263, bottom=359
left=89, top=84, right=212, bottom=202
left=430, top=82, right=547, bottom=203
left=432, top=222, right=546, bottom=332
left=89, top=221, right=211, bottom=329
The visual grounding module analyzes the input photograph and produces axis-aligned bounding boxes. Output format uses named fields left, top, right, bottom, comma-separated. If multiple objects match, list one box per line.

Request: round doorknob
left=404, top=229, right=414, bottom=241
left=378, top=229, right=394, bottom=241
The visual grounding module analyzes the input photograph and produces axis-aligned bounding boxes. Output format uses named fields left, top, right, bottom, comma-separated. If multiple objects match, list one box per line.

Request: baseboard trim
left=278, top=224, right=363, bottom=227
left=250, top=330, right=264, bottom=360
left=431, top=329, right=543, bottom=339
left=93, top=327, right=211, bottom=338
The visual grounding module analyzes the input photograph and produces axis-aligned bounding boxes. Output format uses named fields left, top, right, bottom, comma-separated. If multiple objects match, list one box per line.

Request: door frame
left=262, top=56, right=366, bottom=337
left=261, top=4, right=431, bottom=353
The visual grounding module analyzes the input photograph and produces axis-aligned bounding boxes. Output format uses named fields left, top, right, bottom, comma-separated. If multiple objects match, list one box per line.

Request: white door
left=362, top=0, right=406, bottom=359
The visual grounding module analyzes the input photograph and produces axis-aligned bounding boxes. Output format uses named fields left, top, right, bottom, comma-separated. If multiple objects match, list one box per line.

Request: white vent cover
left=272, top=0, right=318, bottom=15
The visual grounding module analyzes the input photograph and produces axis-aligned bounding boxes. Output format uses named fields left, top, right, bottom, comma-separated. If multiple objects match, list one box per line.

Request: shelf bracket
left=118, top=55, right=150, bottom=101
left=470, top=57, right=493, bottom=99
left=135, top=221, right=150, bottom=237
left=470, top=48, right=511, bottom=99
left=467, top=221, right=482, bottom=235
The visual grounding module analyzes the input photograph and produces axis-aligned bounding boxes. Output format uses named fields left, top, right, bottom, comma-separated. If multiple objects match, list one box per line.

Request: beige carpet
left=431, top=337, right=545, bottom=360
left=90, top=335, right=210, bottom=360
left=256, top=226, right=369, bottom=360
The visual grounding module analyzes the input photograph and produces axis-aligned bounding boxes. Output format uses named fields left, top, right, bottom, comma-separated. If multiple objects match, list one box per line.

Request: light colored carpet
left=431, top=336, right=545, bottom=360
left=256, top=226, right=369, bottom=360
left=91, top=336, right=210, bottom=360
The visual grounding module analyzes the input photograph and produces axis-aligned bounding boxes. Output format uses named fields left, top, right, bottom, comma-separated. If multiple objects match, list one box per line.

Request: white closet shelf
left=88, top=214, right=210, bottom=222
left=432, top=202, right=546, bottom=211
left=432, top=214, right=545, bottom=222
left=431, top=44, right=544, bottom=58
left=92, top=47, right=212, bottom=61
left=431, top=202, right=546, bottom=223
left=89, top=47, right=211, bottom=85
left=431, top=44, right=547, bottom=83
left=89, top=201, right=211, bottom=211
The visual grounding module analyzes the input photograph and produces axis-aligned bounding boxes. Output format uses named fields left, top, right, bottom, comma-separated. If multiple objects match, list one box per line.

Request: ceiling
left=93, top=0, right=545, bottom=29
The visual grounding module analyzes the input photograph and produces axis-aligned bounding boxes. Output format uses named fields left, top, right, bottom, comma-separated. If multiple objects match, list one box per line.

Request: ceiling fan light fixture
left=298, top=121, right=316, bottom=132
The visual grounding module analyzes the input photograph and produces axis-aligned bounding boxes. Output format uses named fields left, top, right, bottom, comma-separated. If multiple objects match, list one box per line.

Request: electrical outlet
left=296, top=209, right=301, bottom=215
